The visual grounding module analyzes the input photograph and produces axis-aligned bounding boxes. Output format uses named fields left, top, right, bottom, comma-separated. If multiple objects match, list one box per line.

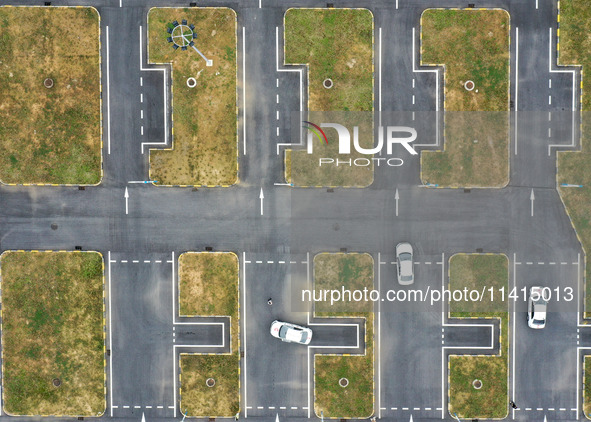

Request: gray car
left=396, top=242, right=414, bottom=285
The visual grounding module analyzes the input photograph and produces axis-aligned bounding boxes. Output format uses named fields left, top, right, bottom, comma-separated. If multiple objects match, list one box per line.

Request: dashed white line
left=549, top=79, right=552, bottom=89
left=155, top=260, right=162, bottom=263
left=280, top=407, right=286, bottom=410
left=140, top=93, right=144, bottom=103
left=276, top=78, right=279, bottom=88
left=140, top=76, right=143, bottom=86
left=267, top=260, right=274, bottom=264
left=412, top=95, right=415, bottom=105
left=290, top=261, right=297, bottom=264
left=412, top=78, right=415, bottom=88
left=141, top=110, right=144, bottom=119
left=121, top=260, right=128, bottom=263
left=548, top=128, right=551, bottom=137
left=276, top=127, right=279, bottom=136
left=133, top=260, right=139, bottom=263
left=276, top=110, right=279, bottom=120
left=549, top=95, right=552, bottom=105
left=291, top=407, right=298, bottom=410
left=256, top=260, right=262, bottom=264
left=157, top=406, right=163, bottom=409
left=276, top=94, right=279, bottom=103
left=278, top=261, right=285, bottom=264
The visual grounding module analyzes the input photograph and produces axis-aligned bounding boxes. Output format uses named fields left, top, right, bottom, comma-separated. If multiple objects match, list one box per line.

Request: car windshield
left=533, top=319, right=545, bottom=324
left=278, top=325, right=289, bottom=339
left=399, top=252, right=412, bottom=261
left=401, top=275, right=413, bottom=282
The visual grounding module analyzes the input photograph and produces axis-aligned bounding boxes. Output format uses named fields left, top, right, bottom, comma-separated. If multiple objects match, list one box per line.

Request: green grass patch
left=420, top=9, right=509, bottom=188
left=556, top=0, right=591, bottom=316
left=448, top=254, right=509, bottom=419
left=313, top=253, right=374, bottom=418
left=0, top=7, right=101, bottom=185
left=147, top=8, right=237, bottom=186
left=284, top=9, right=374, bottom=187
left=178, top=252, right=239, bottom=417
left=0, top=251, right=104, bottom=416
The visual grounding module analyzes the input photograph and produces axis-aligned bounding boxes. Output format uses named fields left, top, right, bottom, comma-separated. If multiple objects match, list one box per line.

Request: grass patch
left=313, top=253, right=374, bottom=418
left=0, top=7, right=101, bottom=185
left=420, top=9, right=510, bottom=188
left=0, top=251, right=104, bottom=416
left=556, top=1, right=591, bottom=316
left=284, top=9, right=374, bottom=187
left=585, top=356, right=591, bottom=416
left=147, top=8, right=237, bottom=186
left=448, top=254, right=509, bottom=420
left=178, top=252, right=239, bottom=417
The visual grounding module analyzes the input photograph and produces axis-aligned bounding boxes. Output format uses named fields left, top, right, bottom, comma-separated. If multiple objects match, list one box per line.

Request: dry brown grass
left=147, top=8, right=237, bottom=186
left=448, top=254, right=509, bottom=419
left=420, top=9, right=510, bottom=188
left=0, top=251, right=104, bottom=416
left=0, top=7, right=101, bottom=185
left=284, top=9, right=374, bottom=187
left=178, top=252, right=239, bottom=417
left=313, top=253, right=374, bottom=418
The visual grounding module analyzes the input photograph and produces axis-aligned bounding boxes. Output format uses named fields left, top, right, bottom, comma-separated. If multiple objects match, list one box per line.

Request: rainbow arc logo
left=302, top=121, right=328, bottom=145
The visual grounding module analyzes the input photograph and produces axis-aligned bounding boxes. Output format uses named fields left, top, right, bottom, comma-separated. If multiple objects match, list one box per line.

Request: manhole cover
left=339, top=377, right=349, bottom=388
left=44, top=78, right=54, bottom=89
left=187, top=77, right=197, bottom=88
left=52, top=378, right=61, bottom=387
left=472, top=379, right=482, bottom=389
left=323, top=78, right=333, bottom=89
left=206, top=378, right=215, bottom=387
left=51, top=223, right=58, bottom=230
left=464, top=80, right=475, bottom=91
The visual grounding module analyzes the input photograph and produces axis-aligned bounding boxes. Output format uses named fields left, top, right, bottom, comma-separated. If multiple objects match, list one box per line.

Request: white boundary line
left=242, top=251, right=248, bottom=418
left=412, top=27, right=440, bottom=148
left=442, top=324, right=495, bottom=350
left=514, top=27, right=519, bottom=156
left=547, top=27, right=577, bottom=156
left=139, top=25, right=169, bottom=154
left=378, top=252, right=382, bottom=419
left=171, top=251, right=176, bottom=418
left=242, top=27, right=246, bottom=156
left=275, top=26, right=304, bottom=155
left=440, top=253, right=445, bottom=420
left=106, top=26, right=111, bottom=155
left=512, top=253, right=517, bottom=420
left=379, top=26, right=383, bottom=124
left=108, top=251, right=114, bottom=417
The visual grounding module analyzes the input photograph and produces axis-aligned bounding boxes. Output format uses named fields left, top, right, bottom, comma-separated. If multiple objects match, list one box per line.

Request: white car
left=396, top=242, right=414, bottom=285
left=527, top=286, right=547, bottom=329
left=270, top=320, right=313, bottom=345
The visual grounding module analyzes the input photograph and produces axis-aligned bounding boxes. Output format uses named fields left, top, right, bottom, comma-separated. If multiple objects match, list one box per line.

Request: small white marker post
left=125, top=187, right=129, bottom=215
left=395, top=188, right=400, bottom=217
left=259, top=188, right=264, bottom=216
left=530, top=189, right=535, bottom=217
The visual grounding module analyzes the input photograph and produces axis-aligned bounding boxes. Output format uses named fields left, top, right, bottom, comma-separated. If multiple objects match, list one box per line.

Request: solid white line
left=243, top=252, right=248, bottom=417
left=242, top=27, right=246, bottom=156
left=106, top=26, right=111, bottom=155
left=512, top=253, right=516, bottom=420
left=412, top=27, right=439, bottom=111
left=548, top=27, right=577, bottom=156
left=440, top=252, right=445, bottom=420
left=139, top=25, right=169, bottom=154
left=275, top=26, right=304, bottom=154
left=171, top=251, right=177, bottom=417
left=379, top=27, right=382, bottom=127
left=108, top=251, right=114, bottom=417
left=307, top=252, right=311, bottom=419
left=411, top=27, right=441, bottom=148
left=515, top=27, right=519, bottom=156
left=378, top=253, right=382, bottom=419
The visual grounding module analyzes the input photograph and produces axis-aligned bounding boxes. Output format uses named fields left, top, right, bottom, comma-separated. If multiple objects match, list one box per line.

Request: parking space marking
left=106, top=26, right=112, bottom=155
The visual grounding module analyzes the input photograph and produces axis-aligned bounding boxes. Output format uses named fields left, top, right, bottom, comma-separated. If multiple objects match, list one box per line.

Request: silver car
left=270, top=320, right=313, bottom=345
left=396, top=242, right=414, bottom=285
left=527, top=286, right=547, bottom=329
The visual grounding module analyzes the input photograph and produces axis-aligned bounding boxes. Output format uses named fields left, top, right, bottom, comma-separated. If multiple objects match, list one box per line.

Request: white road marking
left=243, top=252, right=248, bottom=417
left=515, top=27, right=519, bottom=155
left=549, top=78, right=552, bottom=89
left=276, top=110, right=279, bottom=120
left=140, top=93, right=143, bottom=103
left=243, top=27, right=246, bottom=155
left=512, top=253, right=516, bottom=420
left=379, top=27, right=382, bottom=127
left=108, top=251, right=114, bottom=417
left=106, top=26, right=112, bottom=155
left=121, top=260, right=128, bottom=263
left=141, top=110, right=144, bottom=119
left=276, top=94, right=279, bottom=103
left=141, top=126, right=144, bottom=136
left=140, top=76, right=143, bottom=86
left=412, top=95, right=415, bottom=105
left=133, top=260, right=139, bottom=263
left=275, top=26, right=304, bottom=154
left=548, top=128, right=552, bottom=137
left=276, top=127, right=279, bottom=136
left=549, top=95, right=552, bottom=105
left=548, top=27, right=578, bottom=156
left=412, top=27, right=440, bottom=147
left=378, top=252, right=382, bottom=418
left=139, top=26, right=169, bottom=154
left=171, top=252, right=177, bottom=417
